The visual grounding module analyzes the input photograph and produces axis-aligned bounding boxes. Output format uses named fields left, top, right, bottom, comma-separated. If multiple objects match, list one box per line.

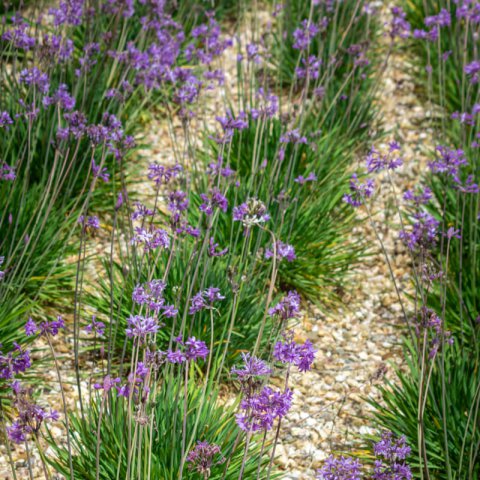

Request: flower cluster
left=235, top=386, right=293, bottom=432
left=317, top=431, right=412, bottom=480
left=317, top=455, right=362, bottom=480
left=7, top=383, right=59, bottom=444
left=199, top=188, right=228, bottom=216
left=131, top=226, right=170, bottom=251
left=126, top=315, right=160, bottom=340
left=132, top=280, right=177, bottom=317
left=265, top=241, right=296, bottom=262
left=372, top=431, right=412, bottom=480
left=233, top=198, right=270, bottom=227
left=166, top=337, right=209, bottom=363
left=186, top=441, right=225, bottom=477
left=268, top=291, right=301, bottom=321
left=274, top=332, right=316, bottom=372
left=84, top=316, right=105, bottom=336
left=189, top=287, right=225, bottom=314
left=25, top=316, right=65, bottom=337
left=365, top=143, right=403, bottom=173
left=0, top=343, right=31, bottom=380
left=343, top=173, right=375, bottom=207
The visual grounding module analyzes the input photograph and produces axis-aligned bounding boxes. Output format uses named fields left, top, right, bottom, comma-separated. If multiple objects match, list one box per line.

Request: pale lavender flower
left=343, top=174, right=375, bottom=207
left=265, top=241, right=296, bottom=262
left=317, top=455, right=362, bottom=480
left=274, top=333, right=316, bottom=372
left=231, top=353, right=272, bottom=380
left=94, top=375, right=121, bottom=393
left=187, top=441, right=224, bottom=477
left=295, top=172, right=317, bottom=185
left=269, top=291, right=301, bottom=320
left=126, top=315, right=159, bottom=339
left=84, top=316, right=105, bottom=336
left=236, top=386, right=292, bottom=432
left=0, top=111, right=13, bottom=130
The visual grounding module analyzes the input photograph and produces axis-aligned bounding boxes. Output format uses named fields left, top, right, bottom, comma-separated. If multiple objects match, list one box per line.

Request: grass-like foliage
left=0, top=1, right=396, bottom=479
left=49, top=378, right=279, bottom=479
left=360, top=3, right=480, bottom=479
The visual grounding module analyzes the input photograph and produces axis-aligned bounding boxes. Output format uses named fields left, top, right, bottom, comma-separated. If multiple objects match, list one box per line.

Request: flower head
left=274, top=333, right=316, bottom=372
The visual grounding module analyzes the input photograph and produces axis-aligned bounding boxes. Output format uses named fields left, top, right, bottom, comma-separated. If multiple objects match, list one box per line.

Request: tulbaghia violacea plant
left=317, top=431, right=412, bottom=480
left=1, top=0, right=393, bottom=479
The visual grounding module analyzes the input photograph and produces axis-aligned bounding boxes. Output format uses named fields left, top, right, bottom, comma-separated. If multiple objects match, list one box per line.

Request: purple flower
left=42, top=34, right=74, bottom=61
left=403, top=186, right=432, bottom=206
left=268, top=291, right=301, bottom=321
left=365, top=144, right=403, bottom=173
left=7, top=421, right=26, bottom=444
left=84, top=316, right=105, bottom=336
left=292, top=20, right=319, bottom=50
left=207, top=157, right=235, bottom=178
left=265, top=241, right=296, bottom=262
left=425, top=8, right=451, bottom=28
left=0, top=111, right=13, bottom=130
left=251, top=88, right=278, bottom=119
left=279, top=129, right=307, bottom=145
left=214, top=110, right=248, bottom=143
left=231, top=353, right=272, bottom=380
left=187, top=441, right=224, bottom=476
left=1, top=163, right=16, bottom=182
left=236, top=386, right=292, bottom=432
left=131, top=280, right=177, bottom=316
left=92, top=160, right=110, bottom=182
left=19, top=67, right=50, bottom=94
left=343, top=174, right=375, bottom=207
left=131, top=202, right=154, bottom=221
left=1, top=19, right=35, bottom=50
left=0, top=343, right=31, bottom=380
left=185, top=337, right=209, bottom=361
left=168, top=190, right=189, bottom=224
left=205, top=287, right=225, bottom=303
left=199, top=188, right=228, bottom=215
left=167, top=337, right=209, bottom=363
left=166, top=350, right=187, bottom=364
left=42, top=84, right=75, bottom=111
left=295, top=172, right=317, bottom=185
left=317, top=455, right=362, bottom=480
left=59, top=111, right=87, bottom=140
left=148, top=163, right=182, bottom=186
left=78, top=215, right=100, bottom=230
left=429, top=146, right=467, bottom=177
left=28, top=316, right=65, bottom=337
left=465, top=60, right=480, bottom=83
left=372, top=431, right=412, bottom=480
left=274, top=333, right=316, bottom=372
left=208, top=237, right=228, bottom=257
left=246, top=43, right=260, bottom=62
left=186, top=14, right=232, bottom=65
left=25, top=318, right=38, bottom=337
left=94, top=375, right=121, bottom=393
left=233, top=198, right=270, bottom=227
left=126, top=315, right=159, bottom=339
left=389, top=7, right=411, bottom=40
left=49, top=0, right=84, bottom=27
left=131, top=227, right=170, bottom=251
left=374, top=431, right=411, bottom=462
left=189, top=287, right=225, bottom=314
left=295, top=55, right=322, bottom=79
left=454, top=174, right=480, bottom=194
left=7, top=391, right=59, bottom=445
left=399, top=211, right=439, bottom=251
